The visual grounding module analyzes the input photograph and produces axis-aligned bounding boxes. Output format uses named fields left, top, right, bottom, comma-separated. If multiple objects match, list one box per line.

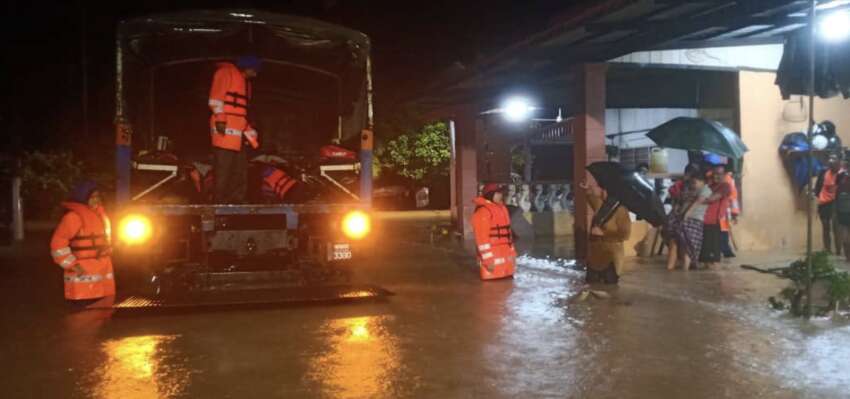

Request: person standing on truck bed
left=208, top=56, right=262, bottom=203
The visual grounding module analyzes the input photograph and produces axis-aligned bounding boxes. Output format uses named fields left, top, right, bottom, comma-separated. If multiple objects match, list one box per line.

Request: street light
left=819, top=9, right=850, bottom=41
left=501, top=97, right=536, bottom=122
left=481, top=97, right=568, bottom=123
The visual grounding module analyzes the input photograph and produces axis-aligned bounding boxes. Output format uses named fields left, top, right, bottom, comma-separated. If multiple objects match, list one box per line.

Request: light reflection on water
left=780, top=324, right=850, bottom=392
left=483, top=254, right=588, bottom=397
left=305, top=315, right=406, bottom=399
left=89, top=335, right=190, bottom=399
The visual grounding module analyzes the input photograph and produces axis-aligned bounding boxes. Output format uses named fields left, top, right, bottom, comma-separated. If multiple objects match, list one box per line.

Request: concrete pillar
left=572, top=63, right=608, bottom=259
left=450, top=106, right=479, bottom=238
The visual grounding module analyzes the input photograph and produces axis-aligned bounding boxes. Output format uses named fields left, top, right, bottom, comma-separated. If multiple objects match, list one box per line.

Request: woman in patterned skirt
left=665, top=164, right=700, bottom=270
left=677, top=174, right=712, bottom=270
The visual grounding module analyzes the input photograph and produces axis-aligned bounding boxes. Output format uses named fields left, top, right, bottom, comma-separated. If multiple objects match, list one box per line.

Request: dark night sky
left=5, top=0, right=573, bottom=157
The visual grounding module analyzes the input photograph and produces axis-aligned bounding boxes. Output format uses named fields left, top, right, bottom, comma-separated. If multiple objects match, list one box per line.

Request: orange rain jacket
left=49, top=203, right=115, bottom=300
left=472, top=197, right=517, bottom=280
left=209, top=62, right=259, bottom=151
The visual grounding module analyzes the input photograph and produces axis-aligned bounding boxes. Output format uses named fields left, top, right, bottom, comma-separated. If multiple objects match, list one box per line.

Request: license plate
left=331, top=243, right=352, bottom=261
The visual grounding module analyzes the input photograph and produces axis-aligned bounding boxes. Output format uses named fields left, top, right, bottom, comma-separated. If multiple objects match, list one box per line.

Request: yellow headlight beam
left=119, top=214, right=153, bottom=245
left=341, top=211, right=371, bottom=240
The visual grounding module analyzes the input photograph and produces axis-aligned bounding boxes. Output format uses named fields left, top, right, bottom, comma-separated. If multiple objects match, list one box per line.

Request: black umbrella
left=646, top=117, right=748, bottom=159
left=586, top=162, right=667, bottom=227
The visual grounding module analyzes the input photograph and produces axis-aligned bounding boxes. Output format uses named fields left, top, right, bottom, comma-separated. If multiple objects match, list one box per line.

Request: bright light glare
left=502, top=97, right=534, bottom=122
left=119, top=214, right=153, bottom=245
left=342, top=211, right=371, bottom=240
left=820, top=10, right=850, bottom=41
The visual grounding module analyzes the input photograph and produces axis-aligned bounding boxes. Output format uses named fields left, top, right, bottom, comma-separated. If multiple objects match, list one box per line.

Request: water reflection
left=516, top=237, right=575, bottom=259
left=347, top=318, right=371, bottom=342
left=306, top=316, right=405, bottom=399
left=482, top=255, right=588, bottom=397
left=90, top=335, right=190, bottom=399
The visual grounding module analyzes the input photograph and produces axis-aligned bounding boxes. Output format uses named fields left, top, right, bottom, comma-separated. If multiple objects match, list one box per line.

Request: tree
left=375, top=121, right=451, bottom=185
left=19, top=151, right=85, bottom=218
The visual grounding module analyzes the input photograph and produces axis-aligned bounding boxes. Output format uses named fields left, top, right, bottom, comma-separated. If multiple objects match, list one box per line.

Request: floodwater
left=2, top=223, right=850, bottom=398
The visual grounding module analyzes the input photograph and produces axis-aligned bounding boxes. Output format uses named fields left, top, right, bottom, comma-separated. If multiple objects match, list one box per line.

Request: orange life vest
left=719, top=173, right=739, bottom=231
left=725, top=173, right=740, bottom=215
left=472, top=197, right=516, bottom=280
left=209, top=62, right=259, bottom=151
left=49, top=203, right=115, bottom=300
left=262, top=167, right=298, bottom=201
left=819, top=169, right=840, bottom=205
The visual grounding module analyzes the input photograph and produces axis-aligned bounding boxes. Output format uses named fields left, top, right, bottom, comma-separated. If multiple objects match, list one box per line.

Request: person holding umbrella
left=584, top=161, right=668, bottom=282
left=580, top=181, right=632, bottom=284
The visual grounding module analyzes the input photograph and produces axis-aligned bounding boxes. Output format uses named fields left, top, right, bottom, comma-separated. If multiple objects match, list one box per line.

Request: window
left=619, top=146, right=654, bottom=171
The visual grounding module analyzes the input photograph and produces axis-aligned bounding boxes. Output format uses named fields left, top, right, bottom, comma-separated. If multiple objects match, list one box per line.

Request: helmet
left=236, top=55, right=263, bottom=71
left=482, top=183, right=505, bottom=196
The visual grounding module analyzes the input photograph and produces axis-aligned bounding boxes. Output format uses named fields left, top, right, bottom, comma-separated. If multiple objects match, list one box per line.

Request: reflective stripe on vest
left=209, top=99, right=225, bottom=114
left=64, top=272, right=114, bottom=283
left=52, top=247, right=72, bottom=258
left=210, top=126, right=245, bottom=137
left=59, top=255, right=77, bottom=268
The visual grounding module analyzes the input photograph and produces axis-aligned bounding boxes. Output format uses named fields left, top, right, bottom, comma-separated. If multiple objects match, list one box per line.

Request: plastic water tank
left=649, top=148, right=668, bottom=174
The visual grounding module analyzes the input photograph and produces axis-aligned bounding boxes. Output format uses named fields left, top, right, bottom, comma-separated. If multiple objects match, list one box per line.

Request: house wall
left=736, top=70, right=850, bottom=251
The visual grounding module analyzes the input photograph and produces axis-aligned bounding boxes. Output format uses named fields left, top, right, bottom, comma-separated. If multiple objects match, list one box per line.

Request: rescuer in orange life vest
left=472, top=184, right=517, bottom=280
left=50, top=180, right=115, bottom=303
left=209, top=55, right=262, bottom=203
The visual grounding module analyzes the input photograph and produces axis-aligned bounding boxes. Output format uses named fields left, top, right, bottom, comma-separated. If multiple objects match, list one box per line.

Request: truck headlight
left=118, top=214, right=153, bottom=245
left=341, top=211, right=370, bottom=240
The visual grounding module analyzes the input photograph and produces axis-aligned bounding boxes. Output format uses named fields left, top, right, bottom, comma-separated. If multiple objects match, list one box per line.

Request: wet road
left=2, top=222, right=850, bottom=398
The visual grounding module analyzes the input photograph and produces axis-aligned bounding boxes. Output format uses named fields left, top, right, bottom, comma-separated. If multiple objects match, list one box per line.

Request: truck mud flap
left=89, top=284, right=394, bottom=311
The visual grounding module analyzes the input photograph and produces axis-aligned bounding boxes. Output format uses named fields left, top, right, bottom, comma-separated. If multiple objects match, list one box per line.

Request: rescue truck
left=109, top=10, right=382, bottom=304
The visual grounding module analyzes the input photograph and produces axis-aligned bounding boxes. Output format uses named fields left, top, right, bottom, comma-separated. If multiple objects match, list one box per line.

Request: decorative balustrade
left=480, top=183, right=574, bottom=214
left=529, top=119, right=575, bottom=144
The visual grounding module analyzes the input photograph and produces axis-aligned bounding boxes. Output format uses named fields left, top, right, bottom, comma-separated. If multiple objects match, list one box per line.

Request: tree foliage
left=762, top=251, right=850, bottom=317
left=19, top=151, right=86, bottom=218
left=375, top=121, right=451, bottom=184
left=20, top=151, right=84, bottom=200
